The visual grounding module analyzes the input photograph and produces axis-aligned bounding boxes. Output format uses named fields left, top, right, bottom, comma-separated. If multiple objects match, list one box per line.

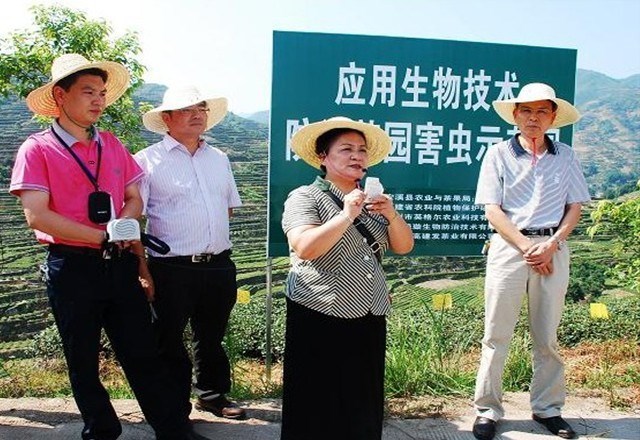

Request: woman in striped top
left=280, top=117, right=414, bottom=440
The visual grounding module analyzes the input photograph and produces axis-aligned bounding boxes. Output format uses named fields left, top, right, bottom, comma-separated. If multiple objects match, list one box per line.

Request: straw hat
left=142, top=85, right=228, bottom=134
left=26, top=53, right=130, bottom=117
left=492, top=82, right=581, bottom=128
left=291, top=116, right=391, bottom=169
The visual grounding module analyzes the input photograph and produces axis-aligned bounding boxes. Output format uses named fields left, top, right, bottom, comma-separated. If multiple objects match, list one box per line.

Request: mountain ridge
left=1, top=68, right=638, bottom=197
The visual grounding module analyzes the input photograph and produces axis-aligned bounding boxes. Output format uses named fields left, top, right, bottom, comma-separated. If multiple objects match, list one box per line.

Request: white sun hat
left=291, top=116, right=391, bottom=169
left=492, top=82, right=581, bottom=128
left=26, top=53, right=130, bottom=117
left=142, top=85, right=228, bottom=134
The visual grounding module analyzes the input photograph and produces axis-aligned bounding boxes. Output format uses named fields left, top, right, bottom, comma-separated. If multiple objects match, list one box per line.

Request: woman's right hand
left=342, top=188, right=366, bottom=221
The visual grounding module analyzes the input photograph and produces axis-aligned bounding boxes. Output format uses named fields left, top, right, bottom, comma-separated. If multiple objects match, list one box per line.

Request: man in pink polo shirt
left=9, top=54, right=203, bottom=440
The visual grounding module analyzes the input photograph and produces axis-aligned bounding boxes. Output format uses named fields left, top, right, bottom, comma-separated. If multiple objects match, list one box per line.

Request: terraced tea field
left=0, top=113, right=618, bottom=360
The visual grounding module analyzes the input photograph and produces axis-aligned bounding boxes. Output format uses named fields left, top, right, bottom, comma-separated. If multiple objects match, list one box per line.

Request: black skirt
left=280, top=297, right=387, bottom=440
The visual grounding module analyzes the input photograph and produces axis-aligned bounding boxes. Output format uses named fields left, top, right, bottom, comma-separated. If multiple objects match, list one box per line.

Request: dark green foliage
left=558, top=296, right=640, bottom=346
left=27, top=325, right=63, bottom=359
left=567, top=260, right=608, bottom=302
left=226, top=294, right=287, bottom=361
left=27, top=324, right=115, bottom=359
left=385, top=303, right=479, bottom=397
left=0, top=5, right=148, bottom=151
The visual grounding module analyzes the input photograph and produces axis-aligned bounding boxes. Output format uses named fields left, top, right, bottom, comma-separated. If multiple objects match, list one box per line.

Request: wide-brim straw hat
left=26, top=53, right=130, bottom=117
left=142, top=85, right=228, bottom=134
left=492, top=82, right=581, bottom=129
left=291, top=116, right=391, bottom=169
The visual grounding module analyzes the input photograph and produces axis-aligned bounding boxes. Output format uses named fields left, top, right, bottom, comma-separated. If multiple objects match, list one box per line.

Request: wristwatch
left=551, top=236, right=565, bottom=250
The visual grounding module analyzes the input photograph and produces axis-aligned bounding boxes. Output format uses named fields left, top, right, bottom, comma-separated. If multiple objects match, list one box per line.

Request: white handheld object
left=364, top=177, right=384, bottom=202
left=106, top=218, right=141, bottom=242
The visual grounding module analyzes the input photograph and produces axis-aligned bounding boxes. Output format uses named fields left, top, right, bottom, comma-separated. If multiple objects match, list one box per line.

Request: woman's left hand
left=365, top=194, right=396, bottom=220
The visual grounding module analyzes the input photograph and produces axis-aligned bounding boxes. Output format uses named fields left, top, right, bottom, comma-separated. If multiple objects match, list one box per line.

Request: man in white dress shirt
left=135, top=86, right=245, bottom=420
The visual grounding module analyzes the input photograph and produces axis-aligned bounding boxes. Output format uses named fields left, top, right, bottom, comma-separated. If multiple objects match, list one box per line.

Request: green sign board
left=268, top=31, right=577, bottom=257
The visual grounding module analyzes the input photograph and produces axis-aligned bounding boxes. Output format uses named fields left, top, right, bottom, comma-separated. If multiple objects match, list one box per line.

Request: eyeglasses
left=174, top=106, right=210, bottom=116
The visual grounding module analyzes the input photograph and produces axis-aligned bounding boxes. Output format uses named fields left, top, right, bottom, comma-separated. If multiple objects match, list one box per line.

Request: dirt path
left=0, top=392, right=638, bottom=439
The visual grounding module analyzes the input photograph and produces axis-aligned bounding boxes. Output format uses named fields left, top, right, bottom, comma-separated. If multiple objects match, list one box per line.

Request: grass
left=2, top=336, right=638, bottom=411
left=563, top=340, right=640, bottom=409
left=1, top=222, right=639, bottom=412
left=385, top=303, right=478, bottom=397
left=0, top=356, right=282, bottom=401
left=3, top=274, right=638, bottom=413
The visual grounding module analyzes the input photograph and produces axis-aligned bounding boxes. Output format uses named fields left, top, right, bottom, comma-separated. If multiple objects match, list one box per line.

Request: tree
left=588, top=184, right=640, bottom=292
left=0, top=5, right=150, bottom=151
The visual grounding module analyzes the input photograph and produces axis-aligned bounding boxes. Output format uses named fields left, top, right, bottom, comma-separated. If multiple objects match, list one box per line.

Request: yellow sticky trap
left=590, top=303, right=609, bottom=320
left=432, top=294, right=452, bottom=310
left=236, top=289, right=251, bottom=304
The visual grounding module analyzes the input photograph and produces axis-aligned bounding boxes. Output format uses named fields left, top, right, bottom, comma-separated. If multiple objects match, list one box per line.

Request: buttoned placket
left=362, top=237, right=375, bottom=280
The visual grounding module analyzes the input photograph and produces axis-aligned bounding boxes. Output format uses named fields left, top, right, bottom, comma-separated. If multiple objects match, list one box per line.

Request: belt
left=519, top=227, right=558, bottom=236
left=153, top=249, right=231, bottom=264
left=48, top=244, right=103, bottom=257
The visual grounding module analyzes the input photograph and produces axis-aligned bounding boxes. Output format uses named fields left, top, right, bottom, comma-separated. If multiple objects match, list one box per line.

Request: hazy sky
left=2, top=0, right=639, bottom=113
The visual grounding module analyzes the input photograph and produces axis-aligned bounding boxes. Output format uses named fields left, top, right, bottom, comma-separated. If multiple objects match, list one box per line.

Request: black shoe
left=472, top=416, right=497, bottom=440
left=195, top=395, right=246, bottom=420
left=532, top=414, right=576, bottom=439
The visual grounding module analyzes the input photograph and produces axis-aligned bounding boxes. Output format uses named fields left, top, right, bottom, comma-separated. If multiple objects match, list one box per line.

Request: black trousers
left=281, top=298, right=387, bottom=440
left=44, top=249, right=189, bottom=440
left=148, top=254, right=237, bottom=415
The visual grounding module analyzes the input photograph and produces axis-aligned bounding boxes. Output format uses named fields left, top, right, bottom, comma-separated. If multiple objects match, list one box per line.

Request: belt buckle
left=191, top=254, right=206, bottom=263
left=369, top=241, right=381, bottom=254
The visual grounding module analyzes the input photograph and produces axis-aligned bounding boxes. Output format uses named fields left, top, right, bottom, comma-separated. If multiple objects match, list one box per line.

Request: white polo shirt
left=475, top=135, right=591, bottom=230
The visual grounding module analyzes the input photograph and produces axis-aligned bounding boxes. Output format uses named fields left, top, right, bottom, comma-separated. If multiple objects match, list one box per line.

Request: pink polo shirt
left=9, top=124, right=144, bottom=248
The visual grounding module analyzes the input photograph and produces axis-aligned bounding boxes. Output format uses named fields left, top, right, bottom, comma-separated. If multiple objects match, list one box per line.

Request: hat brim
left=142, top=97, right=228, bottom=134
left=26, top=61, right=130, bottom=117
left=493, top=97, right=581, bottom=129
left=291, top=117, right=391, bottom=169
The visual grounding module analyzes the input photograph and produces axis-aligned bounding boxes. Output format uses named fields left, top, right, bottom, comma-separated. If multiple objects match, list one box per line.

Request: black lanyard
left=51, top=127, right=103, bottom=191
left=321, top=187, right=383, bottom=264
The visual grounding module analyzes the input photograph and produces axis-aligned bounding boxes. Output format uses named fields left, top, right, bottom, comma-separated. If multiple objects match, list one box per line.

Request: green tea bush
left=27, top=324, right=63, bottom=358
left=28, top=324, right=115, bottom=359
left=567, top=260, right=608, bottom=302
left=226, top=294, right=286, bottom=360
left=558, top=295, right=640, bottom=346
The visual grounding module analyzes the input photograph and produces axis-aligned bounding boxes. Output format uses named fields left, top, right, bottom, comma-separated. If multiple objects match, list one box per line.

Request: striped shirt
left=282, top=177, right=391, bottom=318
left=134, top=135, right=242, bottom=257
left=475, top=135, right=591, bottom=229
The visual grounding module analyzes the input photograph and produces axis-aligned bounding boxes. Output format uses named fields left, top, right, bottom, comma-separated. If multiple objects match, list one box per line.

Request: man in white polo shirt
left=134, top=86, right=245, bottom=421
left=471, top=83, right=590, bottom=440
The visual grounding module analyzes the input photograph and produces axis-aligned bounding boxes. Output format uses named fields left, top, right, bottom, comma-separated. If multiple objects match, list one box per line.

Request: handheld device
left=106, top=218, right=141, bottom=242
left=364, top=177, right=384, bottom=202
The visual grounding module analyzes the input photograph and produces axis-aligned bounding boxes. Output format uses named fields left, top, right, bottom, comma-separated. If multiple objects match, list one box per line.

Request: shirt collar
left=508, top=134, right=557, bottom=158
left=313, top=176, right=346, bottom=198
left=161, top=134, right=206, bottom=152
left=52, top=120, right=99, bottom=145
